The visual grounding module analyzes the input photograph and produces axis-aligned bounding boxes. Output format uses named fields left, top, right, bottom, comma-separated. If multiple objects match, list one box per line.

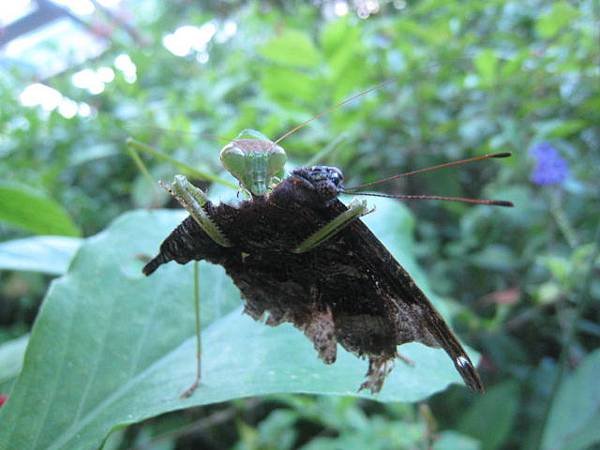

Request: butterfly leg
left=397, top=352, right=415, bottom=366
left=161, top=175, right=232, bottom=248
left=293, top=198, right=374, bottom=253
left=303, top=307, right=337, bottom=364
left=359, top=356, right=395, bottom=394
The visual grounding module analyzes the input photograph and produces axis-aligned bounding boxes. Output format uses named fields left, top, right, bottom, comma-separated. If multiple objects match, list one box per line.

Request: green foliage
left=458, top=381, right=520, bottom=450
left=260, top=30, right=321, bottom=68
left=0, top=184, right=80, bottom=236
left=0, top=236, right=81, bottom=275
left=536, top=1, right=580, bottom=38
left=237, top=396, right=481, bottom=450
left=1, top=0, right=599, bottom=448
left=0, top=334, right=28, bottom=388
left=542, top=349, right=600, bottom=450
left=433, top=431, right=480, bottom=450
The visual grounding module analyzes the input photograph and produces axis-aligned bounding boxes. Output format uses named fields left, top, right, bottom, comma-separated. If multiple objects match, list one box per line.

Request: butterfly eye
left=330, top=168, right=343, bottom=186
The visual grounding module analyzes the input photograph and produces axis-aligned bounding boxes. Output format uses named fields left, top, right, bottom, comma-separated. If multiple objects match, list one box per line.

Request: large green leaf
left=541, top=349, right=600, bottom=450
left=0, top=236, right=82, bottom=275
left=0, top=334, right=28, bottom=387
left=0, top=198, right=478, bottom=450
left=0, top=183, right=80, bottom=237
left=458, top=381, right=519, bottom=450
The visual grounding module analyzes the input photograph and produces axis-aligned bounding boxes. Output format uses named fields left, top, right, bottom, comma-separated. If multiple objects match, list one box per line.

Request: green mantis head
left=220, top=129, right=287, bottom=196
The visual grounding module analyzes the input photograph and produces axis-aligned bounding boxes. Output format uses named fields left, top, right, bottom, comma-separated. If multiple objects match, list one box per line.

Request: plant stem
left=550, top=190, right=578, bottom=248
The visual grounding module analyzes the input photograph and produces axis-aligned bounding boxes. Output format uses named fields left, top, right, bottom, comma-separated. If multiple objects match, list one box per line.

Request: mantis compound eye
left=267, top=145, right=287, bottom=179
left=221, top=139, right=288, bottom=196
left=220, top=144, right=246, bottom=183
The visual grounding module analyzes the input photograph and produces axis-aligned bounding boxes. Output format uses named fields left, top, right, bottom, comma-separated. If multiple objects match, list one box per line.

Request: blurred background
left=0, top=1, right=599, bottom=449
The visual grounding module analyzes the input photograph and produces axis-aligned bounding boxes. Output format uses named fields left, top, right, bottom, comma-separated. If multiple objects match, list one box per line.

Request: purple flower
left=529, top=142, right=569, bottom=186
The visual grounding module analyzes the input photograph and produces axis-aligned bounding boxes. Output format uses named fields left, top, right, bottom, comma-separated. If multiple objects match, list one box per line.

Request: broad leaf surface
left=0, top=198, right=478, bottom=450
left=458, top=381, right=519, bottom=450
left=542, top=349, right=600, bottom=450
left=0, top=236, right=82, bottom=275
left=0, top=334, right=29, bottom=387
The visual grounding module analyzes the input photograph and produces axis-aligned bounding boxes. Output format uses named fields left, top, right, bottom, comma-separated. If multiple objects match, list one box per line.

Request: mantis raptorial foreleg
left=125, top=138, right=235, bottom=248
left=293, top=198, right=374, bottom=253
left=161, top=175, right=232, bottom=248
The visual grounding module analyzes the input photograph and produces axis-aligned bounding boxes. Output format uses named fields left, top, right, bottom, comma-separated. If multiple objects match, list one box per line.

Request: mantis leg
left=181, top=261, right=202, bottom=398
left=162, top=175, right=233, bottom=248
left=293, top=198, right=373, bottom=253
left=126, top=138, right=236, bottom=188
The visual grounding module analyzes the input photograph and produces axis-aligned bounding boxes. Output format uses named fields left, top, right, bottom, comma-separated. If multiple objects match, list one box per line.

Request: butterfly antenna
left=344, top=152, right=512, bottom=191
left=272, top=80, right=394, bottom=146
left=342, top=191, right=513, bottom=207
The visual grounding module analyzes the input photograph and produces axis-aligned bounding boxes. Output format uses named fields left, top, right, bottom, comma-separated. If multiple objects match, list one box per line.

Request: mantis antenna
left=272, top=79, right=394, bottom=146
left=344, top=152, right=512, bottom=191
